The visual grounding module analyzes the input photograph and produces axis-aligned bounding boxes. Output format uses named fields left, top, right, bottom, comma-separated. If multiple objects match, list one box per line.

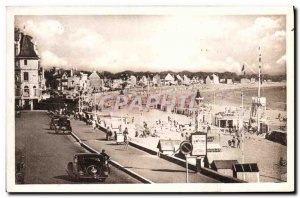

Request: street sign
left=180, top=141, right=193, bottom=155
left=191, top=132, right=207, bottom=156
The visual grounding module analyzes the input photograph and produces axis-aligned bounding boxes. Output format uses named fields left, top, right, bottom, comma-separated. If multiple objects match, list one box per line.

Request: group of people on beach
left=228, top=136, right=241, bottom=148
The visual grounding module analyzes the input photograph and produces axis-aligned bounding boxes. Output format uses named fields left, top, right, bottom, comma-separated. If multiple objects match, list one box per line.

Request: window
left=24, top=72, right=29, bottom=81
left=24, top=86, right=29, bottom=97
left=24, top=60, right=27, bottom=65
left=33, top=86, right=37, bottom=96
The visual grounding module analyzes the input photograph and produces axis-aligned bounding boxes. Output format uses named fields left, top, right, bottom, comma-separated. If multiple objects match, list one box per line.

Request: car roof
left=75, top=153, right=101, bottom=157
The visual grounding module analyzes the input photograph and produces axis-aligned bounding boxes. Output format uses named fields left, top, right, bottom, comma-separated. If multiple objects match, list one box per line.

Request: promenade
left=70, top=118, right=219, bottom=183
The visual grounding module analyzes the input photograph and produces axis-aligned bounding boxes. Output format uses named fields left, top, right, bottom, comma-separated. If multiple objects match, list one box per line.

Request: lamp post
left=195, top=90, right=204, bottom=132
left=194, top=90, right=204, bottom=173
left=79, top=89, right=82, bottom=113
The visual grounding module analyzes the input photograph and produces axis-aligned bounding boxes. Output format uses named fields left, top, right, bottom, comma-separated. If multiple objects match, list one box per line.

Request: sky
left=15, top=15, right=286, bottom=75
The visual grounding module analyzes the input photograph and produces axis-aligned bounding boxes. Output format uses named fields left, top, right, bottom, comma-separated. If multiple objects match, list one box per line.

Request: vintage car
left=67, top=153, right=109, bottom=182
left=55, top=117, right=72, bottom=133
left=49, top=115, right=60, bottom=130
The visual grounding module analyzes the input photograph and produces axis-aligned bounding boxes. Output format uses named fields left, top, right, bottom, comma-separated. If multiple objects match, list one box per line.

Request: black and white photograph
left=6, top=6, right=295, bottom=192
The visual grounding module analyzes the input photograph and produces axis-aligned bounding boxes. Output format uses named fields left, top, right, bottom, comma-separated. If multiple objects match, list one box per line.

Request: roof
left=16, top=33, right=39, bottom=59
left=153, top=74, right=160, bottom=80
left=176, top=75, right=183, bottom=81
left=89, top=71, right=101, bottom=79
left=211, top=160, right=238, bottom=169
left=183, top=75, right=190, bottom=81
left=75, top=153, right=101, bottom=157
left=206, top=75, right=213, bottom=80
left=165, top=73, right=174, bottom=81
left=157, top=139, right=181, bottom=151
left=233, top=163, right=259, bottom=172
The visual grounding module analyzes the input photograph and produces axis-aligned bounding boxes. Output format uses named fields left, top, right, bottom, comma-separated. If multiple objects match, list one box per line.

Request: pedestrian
left=185, top=132, right=190, bottom=140
left=106, top=127, right=112, bottom=141
left=232, top=137, right=236, bottom=148
left=123, top=127, right=129, bottom=136
left=123, top=131, right=129, bottom=150
left=114, top=131, right=117, bottom=140
left=228, top=139, right=232, bottom=147
left=92, top=119, right=97, bottom=131
left=237, top=137, right=241, bottom=149
left=207, top=125, right=211, bottom=133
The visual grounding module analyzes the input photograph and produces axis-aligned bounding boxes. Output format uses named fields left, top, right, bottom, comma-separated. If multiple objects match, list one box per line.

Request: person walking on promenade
left=92, top=119, right=97, bottom=132
left=232, top=136, right=236, bottom=148
left=228, top=139, right=232, bottom=147
left=106, top=127, right=112, bottom=141
left=237, top=137, right=241, bottom=149
left=123, top=128, right=129, bottom=150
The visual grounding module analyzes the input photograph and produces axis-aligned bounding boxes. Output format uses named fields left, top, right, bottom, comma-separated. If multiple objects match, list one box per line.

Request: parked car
left=49, top=115, right=60, bottom=130
left=67, top=153, right=110, bottom=182
left=55, top=117, right=72, bottom=134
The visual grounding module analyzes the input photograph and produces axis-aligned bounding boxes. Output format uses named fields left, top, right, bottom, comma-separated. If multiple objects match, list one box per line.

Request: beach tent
left=183, top=75, right=191, bottom=85
left=233, top=163, right=260, bottom=183
left=211, top=160, right=238, bottom=177
left=157, top=139, right=181, bottom=156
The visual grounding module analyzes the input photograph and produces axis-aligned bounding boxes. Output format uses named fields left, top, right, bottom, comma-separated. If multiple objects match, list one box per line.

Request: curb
left=70, top=131, right=154, bottom=184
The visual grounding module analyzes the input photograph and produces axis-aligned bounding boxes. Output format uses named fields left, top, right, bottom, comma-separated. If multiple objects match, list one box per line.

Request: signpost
left=190, top=132, right=207, bottom=172
left=179, top=141, right=193, bottom=183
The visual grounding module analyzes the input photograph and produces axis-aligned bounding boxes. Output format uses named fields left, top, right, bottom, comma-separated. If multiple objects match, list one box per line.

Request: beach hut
left=183, top=75, right=191, bottom=85
left=215, top=113, right=239, bottom=129
left=176, top=74, right=183, bottom=85
left=164, top=73, right=175, bottom=85
left=130, top=75, right=137, bottom=86
left=220, top=79, right=226, bottom=83
left=206, top=74, right=219, bottom=84
left=152, top=74, right=161, bottom=86
left=199, top=78, right=205, bottom=84
left=139, top=76, right=148, bottom=86
left=211, top=160, right=239, bottom=177
left=157, top=139, right=181, bottom=156
left=265, top=130, right=287, bottom=146
left=227, top=79, right=233, bottom=84
left=233, top=163, right=260, bottom=183
left=240, top=78, right=250, bottom=84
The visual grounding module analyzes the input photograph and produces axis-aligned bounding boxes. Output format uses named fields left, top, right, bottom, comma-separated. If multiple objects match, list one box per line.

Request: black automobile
left=55, top=117, right=72, bottom=134
left=49, top=115, right=60, bottom=130
left=67, top=153, right=110, bottom=182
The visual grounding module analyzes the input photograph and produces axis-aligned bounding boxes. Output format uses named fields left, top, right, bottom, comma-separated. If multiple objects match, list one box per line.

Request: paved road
left=15, top=111, right=140, bottom=184
left=71, top=119, right=219, bottom=183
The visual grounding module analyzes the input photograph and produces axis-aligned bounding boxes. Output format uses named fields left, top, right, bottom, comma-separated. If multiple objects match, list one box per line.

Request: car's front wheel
left=98, top=178, right=106, bottom=182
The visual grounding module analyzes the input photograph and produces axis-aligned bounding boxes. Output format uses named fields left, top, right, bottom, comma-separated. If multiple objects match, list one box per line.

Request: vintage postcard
left=6, top=6, right=294, bottom=192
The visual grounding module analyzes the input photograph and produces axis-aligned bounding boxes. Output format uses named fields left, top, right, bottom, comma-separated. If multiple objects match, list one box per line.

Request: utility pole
left=213, top=88, right=216, bottom=108
left=195, top=90, right=203, bottom=132
left=241, top=90, right=245, bottom=163
left=257, top=46, right=262, bottom=135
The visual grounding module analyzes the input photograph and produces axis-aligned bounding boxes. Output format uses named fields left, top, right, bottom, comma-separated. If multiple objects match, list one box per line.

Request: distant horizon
left=44, top=66, right=286, bottom=77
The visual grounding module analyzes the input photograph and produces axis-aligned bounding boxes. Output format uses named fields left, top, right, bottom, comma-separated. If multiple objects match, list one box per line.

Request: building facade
left=89, top=71, right=103, bottom=92
left=15, top=28, right=45, bottom=110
